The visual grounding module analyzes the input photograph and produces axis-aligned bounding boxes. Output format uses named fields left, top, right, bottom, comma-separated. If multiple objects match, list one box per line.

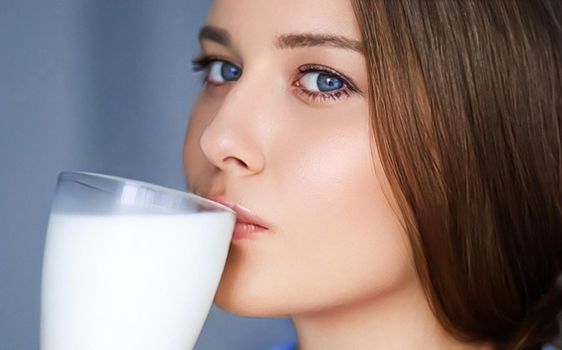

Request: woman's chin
left=213, top=293, right=281, bottom=318
left=212, top=280, right=292, bottom=318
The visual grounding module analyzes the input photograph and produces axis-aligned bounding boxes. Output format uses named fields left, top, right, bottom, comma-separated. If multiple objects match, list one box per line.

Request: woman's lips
left=206, top=195, right=269, bottom=241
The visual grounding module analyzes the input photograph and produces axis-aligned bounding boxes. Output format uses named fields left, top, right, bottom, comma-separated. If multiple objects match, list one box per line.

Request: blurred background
left=0, top=0, right=296, bottom=348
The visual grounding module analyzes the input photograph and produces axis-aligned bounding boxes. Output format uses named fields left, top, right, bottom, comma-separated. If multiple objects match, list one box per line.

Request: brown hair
left=351, top=0, right=562, bottom=349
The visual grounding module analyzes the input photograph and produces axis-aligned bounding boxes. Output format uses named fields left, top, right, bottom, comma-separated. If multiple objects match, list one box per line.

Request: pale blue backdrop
left=0, top=1, right=296, bottom=349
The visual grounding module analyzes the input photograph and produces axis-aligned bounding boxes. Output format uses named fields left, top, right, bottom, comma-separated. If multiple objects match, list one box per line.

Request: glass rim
left=58, top=171, right=235, bottom=215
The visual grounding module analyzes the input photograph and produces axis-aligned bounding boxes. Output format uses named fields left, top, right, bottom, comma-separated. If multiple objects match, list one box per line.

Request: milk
left=41, top=211, right=235, bottom=350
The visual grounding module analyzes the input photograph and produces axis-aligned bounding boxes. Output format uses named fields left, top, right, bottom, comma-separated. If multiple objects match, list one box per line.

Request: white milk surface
left=41, top=211, right=235, bottom=350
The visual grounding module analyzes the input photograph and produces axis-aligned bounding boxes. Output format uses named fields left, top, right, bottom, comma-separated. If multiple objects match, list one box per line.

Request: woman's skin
left=183, top=1, right=490, bottom=349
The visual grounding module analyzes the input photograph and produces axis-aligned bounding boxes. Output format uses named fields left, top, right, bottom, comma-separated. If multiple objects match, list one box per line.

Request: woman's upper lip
left=205, top=195, right=269, bottom=229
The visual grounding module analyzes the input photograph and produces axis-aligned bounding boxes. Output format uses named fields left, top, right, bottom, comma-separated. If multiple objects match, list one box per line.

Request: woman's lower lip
left=232, top=222, right=267, bottom=241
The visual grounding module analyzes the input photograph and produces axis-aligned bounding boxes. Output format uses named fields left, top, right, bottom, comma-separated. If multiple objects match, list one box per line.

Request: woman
left=183, top=0, right=562, bottom=349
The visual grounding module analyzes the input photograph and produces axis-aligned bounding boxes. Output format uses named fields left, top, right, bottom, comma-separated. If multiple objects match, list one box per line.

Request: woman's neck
left=291, top=280, right=492, bottom=350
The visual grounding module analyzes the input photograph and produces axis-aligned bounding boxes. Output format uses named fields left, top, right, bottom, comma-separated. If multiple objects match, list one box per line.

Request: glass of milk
left=40, top=171, right=236, bottom=350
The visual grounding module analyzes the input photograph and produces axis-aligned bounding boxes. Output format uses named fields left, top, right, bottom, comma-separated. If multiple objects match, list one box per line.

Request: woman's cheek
left=274, top=110, right=374, bottom=231
left=270, top=115, right=412, bottom=303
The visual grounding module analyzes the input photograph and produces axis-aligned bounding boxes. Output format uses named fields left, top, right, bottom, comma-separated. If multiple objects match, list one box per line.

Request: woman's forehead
left=205, top=0, right=362, bottom=46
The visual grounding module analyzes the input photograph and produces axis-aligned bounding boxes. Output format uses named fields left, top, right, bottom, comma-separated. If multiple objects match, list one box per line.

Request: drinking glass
left=40, top=171, right=235, bottom=350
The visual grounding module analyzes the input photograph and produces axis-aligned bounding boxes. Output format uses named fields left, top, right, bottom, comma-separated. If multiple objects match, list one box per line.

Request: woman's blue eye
left=317, top=73, right=344, bottom=91
left=208, top=60, right=242, bottom=83
left=299, top=72, right=344, bottom=92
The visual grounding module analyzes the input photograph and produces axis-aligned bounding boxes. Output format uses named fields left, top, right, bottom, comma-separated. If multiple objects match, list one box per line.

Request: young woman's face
left=184, top=0, right=414, bottom=317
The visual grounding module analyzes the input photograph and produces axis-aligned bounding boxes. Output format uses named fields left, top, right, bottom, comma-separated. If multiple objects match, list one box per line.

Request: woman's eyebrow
left=199, top=25, right=363, bottom=53
left=199, top=25, right=231, bottom=47
left=275, top=33, right=363, bottom=53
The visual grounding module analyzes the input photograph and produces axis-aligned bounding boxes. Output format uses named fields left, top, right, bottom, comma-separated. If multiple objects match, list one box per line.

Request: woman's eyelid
left=192, top=54, right=243, bottom=71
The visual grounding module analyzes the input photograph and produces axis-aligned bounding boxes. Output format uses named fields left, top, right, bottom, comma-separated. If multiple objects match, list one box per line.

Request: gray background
left=0, top=0, right=296, bottom=349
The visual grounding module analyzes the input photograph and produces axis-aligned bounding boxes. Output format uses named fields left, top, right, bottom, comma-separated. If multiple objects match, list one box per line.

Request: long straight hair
left=351, top=1, right=562, bottom=348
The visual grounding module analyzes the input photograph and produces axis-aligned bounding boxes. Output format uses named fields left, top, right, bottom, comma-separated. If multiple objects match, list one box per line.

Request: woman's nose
left=199, top=79, right=267, bottom=176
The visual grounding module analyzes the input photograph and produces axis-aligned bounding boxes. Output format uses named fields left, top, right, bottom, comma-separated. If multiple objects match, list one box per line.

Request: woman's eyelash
left=191, top=55, right=224, bottom=85
left=294, top=87, right=353, bottom=103
left=190, top=55, right=360, bottom=102
left=191, top=55, right=220, bottom=71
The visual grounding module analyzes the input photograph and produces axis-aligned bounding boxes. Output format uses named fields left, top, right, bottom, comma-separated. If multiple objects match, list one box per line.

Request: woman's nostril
left=223, top=156, right=248, bottom=169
